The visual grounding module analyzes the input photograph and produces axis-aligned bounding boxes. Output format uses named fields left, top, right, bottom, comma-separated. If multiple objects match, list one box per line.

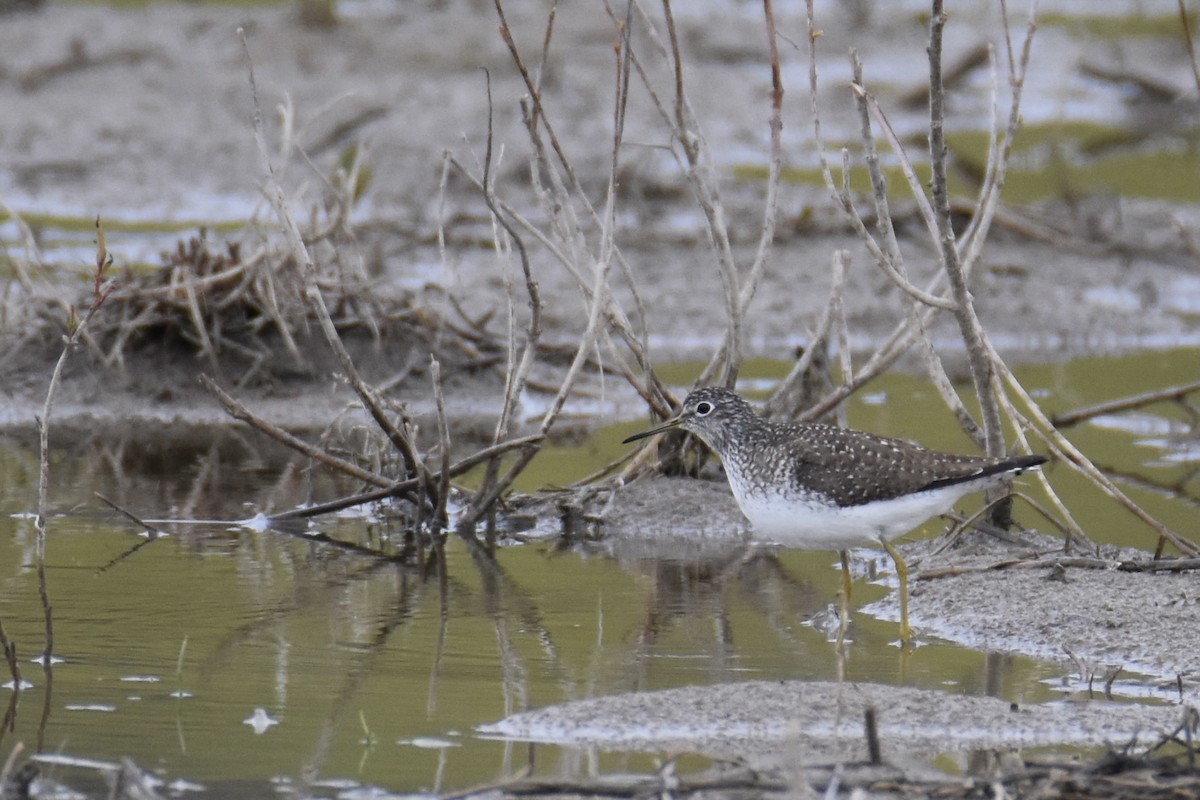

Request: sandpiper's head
left=622, top=387, right=756, bottom=453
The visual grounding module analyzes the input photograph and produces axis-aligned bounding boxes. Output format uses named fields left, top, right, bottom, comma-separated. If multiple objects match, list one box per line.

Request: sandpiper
left=623, top=386, right=1047, bottom=644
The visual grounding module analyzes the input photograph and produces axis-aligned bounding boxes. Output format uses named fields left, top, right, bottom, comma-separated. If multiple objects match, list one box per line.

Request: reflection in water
left=626, top=547, right=828, bottom=688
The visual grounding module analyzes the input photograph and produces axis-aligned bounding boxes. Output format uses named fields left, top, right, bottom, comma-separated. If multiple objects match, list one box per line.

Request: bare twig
left=847, top=53, right=985, bottom=450
left=1051, top=380, right=1200, bottom=428
left=459, top=62, right=543, bottom=530
left=989, top=341, right=1197, bottom=557
left=265, top=434, right=546, bottom=524
left=732, top=0, right=785, bottom=353
left=1177, top=0, right=1200, bottom=95
left=200, top=374, right=395, bottom=489
left=239, top=29, right=437, bottom=519
left=765, top=249, right=845, bottom=417
left=0, top=198, right=39, bottom=292
left=0, top=618, right=19, bottom=690
left=34, top=216, right=115, bottom=666
left=958, top=0, right=1036, bottom=277
left=927, top=0, right=1004, bottom=462
left=431, top=357, right=452, bottom=529
left=461, top=2, right=639, bottom=526
left=94, top=492, right=166, bottom=538
left=916, top=555, right=1200, bottom=582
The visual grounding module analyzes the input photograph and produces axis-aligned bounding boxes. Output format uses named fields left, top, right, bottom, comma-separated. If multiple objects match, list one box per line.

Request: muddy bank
left=480, top=678, right=1184, bottom=765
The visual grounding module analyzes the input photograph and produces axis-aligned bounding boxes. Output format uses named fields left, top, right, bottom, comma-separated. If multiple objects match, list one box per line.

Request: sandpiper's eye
left=694, top=401, right=714, bottom=416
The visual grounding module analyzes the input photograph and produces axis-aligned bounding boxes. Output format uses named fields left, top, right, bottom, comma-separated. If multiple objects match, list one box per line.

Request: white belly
left=733, top=481, right=987, bottom=551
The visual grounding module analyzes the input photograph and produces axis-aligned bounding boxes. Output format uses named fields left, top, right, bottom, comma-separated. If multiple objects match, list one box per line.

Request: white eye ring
left=695, top=401, right=714, bottom=416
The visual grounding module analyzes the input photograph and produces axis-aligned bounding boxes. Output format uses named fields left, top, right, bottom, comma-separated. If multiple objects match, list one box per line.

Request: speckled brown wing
left=782, top=423, right=1000, bottom=507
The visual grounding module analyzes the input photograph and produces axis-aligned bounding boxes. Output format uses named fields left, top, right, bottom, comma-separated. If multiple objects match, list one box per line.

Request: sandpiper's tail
left=925, top=453, right=1046, bottom=492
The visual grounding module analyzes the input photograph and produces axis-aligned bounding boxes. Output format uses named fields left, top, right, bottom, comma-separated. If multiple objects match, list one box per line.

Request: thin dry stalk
left=460, top=64, right=543, bottom=530
left=583, top=0, right=785, bottom=444
left=847, top=77, right=950, bottom=306
left=1051, top=380, right=1200, bottom=429
left=1180, top=0, right=1200, bottom=96
left=240, top=29, right=438, bottom=520
left=986, top=372, right=1094, bottom=553
left=955, top=3, right=1038, bottom=278
left=94, top=492, right=167, bottom=538
left=449, top=4, right=672, bottom=431
left=765, top=249, right=846, bottom=417
left=656, top=0, right=746, bottom=388
left=444, top=154, right=663, bottom=415
left=989, top=343, right=1197, bottom=557
left=927, top=0, right=1005, bottom=462
left=0, top=618, right=19, bottom=690
left=460, top=2, right=638, bottom=527
left=804, top=0, right=1054, bottom=534
left=0, top=199, right=38, bottom=293
left=200, top=375, right=394, bottom=489
left=264, top=432, right=546, bottom=525
left=847, top=54, right=985, bottom=450
left=802, top=0, right=1181, bottom=554
left=35, top=216, right=115, bottom=668
left=732, top=0, right=784, bottom=349
left=431, top=357, right=452, bottom=529
left=803, top=0, right=954, bottom=422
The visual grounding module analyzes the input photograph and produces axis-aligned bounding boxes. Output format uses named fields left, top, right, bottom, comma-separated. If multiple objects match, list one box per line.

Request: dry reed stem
left=199, top=375, right=395, bottom=489
left=264, top=432, right=547, bottom=525
left=0, top=199, right=38, bottom=293
left=952, top=3, right=1035, bottom=292
left=847, top=53, right=987, bottom=451
left=986, top=371, right=1094, bottom=552
left=734, top=0, right=784, bottom=339
left=803, top=2, right=952, bottom=422
left=847, top=79, right=952, bottom=309
left=1181, top=0, right=1200, bottom=93
left=0, top=619, right=19, bottom=691
left=926, top=0, right=1005, bottom=464
left=988, top=343, right=1197, bottom=557
left=592, top=0, right=785, bottom=440
left=443, top=155, right=660, bottom=404
left=594, top=0, right=740, bottom=393
left=34, top=216, right=115, bottom=669
left=459, top=60, right=543, bottom=530
left=800, top=1, right=1185, bottom=551
left=94, top=492, right=166, bottom=538
left=765, top=249, right=846, bottom=418
left=431, top=357, right=452, bottom=529
left=458, top=4, right=666, bottom=424
left=1051, top=380, right=1200, bottom=429
left=240, top=28, right=438, bottom=520
left=804, top=0, right=1029, bottom=443
left=461, top=2, right=639, bottom=527
left=656, top=0, right=744, bottom=388
left=806, top=2, right=1056, bottom=505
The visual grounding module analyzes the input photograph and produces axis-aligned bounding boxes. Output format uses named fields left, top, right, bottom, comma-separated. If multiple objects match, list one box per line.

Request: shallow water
left=0, top=348, right=1195, bottom=796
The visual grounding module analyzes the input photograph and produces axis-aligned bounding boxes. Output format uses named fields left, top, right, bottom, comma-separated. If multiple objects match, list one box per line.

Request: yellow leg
left=880, top=538, right=911, bottom=646
left=839, top=550, right=853, bottom=603
left=835, top=550, right=852, bottom=660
